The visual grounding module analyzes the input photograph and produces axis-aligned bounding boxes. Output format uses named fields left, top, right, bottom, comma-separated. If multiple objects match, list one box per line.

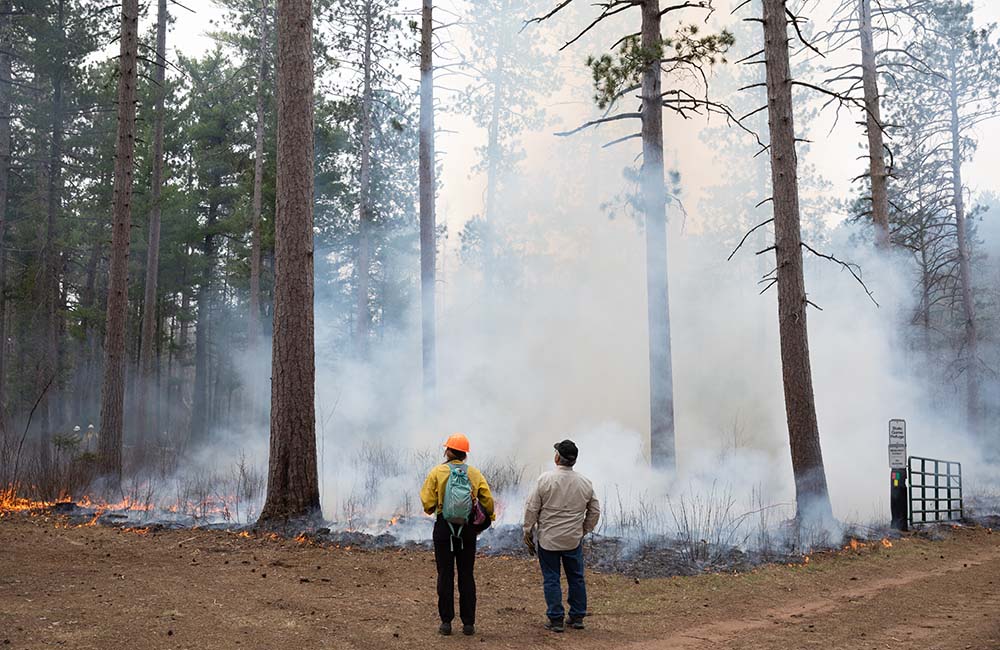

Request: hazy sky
left=161, top=0, right=1000, bottom=237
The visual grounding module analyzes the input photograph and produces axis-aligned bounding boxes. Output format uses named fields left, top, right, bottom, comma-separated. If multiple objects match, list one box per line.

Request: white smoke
left=168, top=0, right=1000, bottom=544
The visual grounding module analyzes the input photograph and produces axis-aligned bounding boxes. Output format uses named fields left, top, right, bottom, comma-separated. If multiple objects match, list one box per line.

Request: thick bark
left=762, top=0, right=832, bottom=521
left=98, top=0, right=140, bottom=481
left=258, top=0, right=320, bottom=524
left=0, top=0, right=11, bottom=419
left=858, top=0, right=889, bottom=247
left=948, top=56, right=978, bottom=436
left=641, top=0, right=675, bottom=471
left=418, top=0, right=436, bottom=396
left=355, top=0, right=373, bottom=355
left=249, top=0, right=269, bottom=345
left=137, top=0, right=169, bottom=444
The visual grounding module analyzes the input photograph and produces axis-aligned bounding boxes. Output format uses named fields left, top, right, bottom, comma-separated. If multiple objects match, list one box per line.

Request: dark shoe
left=544, top=618, right=565, bottom=633
left=567, top=616, right=585, bottom=630
left=462, top=624, right=475, bottom=636
left=438, top=622, right=452, bottom=636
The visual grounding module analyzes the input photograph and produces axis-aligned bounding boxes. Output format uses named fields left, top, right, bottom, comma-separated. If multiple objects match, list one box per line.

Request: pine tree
left=97, top=0, right=141, bottom=481
left=258, top=0, right=320, bottom=524
left=531, top=0, right=734, bottom=470
left=760, top=0, right=833, bottom=522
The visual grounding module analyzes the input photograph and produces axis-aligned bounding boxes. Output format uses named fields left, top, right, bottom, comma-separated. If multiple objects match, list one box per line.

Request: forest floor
left=1, top=513, right=999, bottom=650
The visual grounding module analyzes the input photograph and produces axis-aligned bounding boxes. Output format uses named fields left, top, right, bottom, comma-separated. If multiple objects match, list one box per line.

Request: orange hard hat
left=443, top=433, right=470, bottom=453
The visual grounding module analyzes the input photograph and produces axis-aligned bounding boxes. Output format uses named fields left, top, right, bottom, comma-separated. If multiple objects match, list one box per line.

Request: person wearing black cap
left=523, top=439, right=601, bottom=632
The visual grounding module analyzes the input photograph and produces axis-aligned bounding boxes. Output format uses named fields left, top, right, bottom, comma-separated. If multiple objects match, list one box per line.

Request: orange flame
left=881, top=538, right=893, bottom=548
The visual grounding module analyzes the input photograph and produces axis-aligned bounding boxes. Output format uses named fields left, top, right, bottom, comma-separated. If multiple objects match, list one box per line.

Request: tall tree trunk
left=858, top=0, right=889, bottom=247
left=762, top=0, right=832, bottom=522
left=97, top=0, right=140, bottom=481
left=190, top=199, right=217, bottom=446
left=0, top=0, right=11, bottom=420
left=137, top=0, right=169, bottom=446
left=40, top=0, right=67, bottom=476
left=355, top=0, right=373, bottom=356
left=249, top=0, right=269, bottom=346
left=947, top=57, right=978, bottom=437
left=640, top=0, right=675, bottom=470
left=419, top=0, right=436, bottom=397
left=259, top=0, right=320, bottom=524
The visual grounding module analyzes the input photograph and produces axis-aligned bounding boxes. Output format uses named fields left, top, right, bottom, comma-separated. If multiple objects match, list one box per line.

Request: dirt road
left=1, top=515, right=998, bottom=649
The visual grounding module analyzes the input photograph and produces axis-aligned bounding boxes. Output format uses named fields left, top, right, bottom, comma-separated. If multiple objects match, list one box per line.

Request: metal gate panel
left=908, top=456, right=963, bottom=525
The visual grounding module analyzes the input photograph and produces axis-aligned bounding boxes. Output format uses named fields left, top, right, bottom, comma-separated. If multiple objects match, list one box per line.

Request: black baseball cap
left=554, top=439, right=578, bottom=462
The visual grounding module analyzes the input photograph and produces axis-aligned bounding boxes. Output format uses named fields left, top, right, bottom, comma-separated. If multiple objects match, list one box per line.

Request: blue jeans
left=537, top=543, right=587, bottom=621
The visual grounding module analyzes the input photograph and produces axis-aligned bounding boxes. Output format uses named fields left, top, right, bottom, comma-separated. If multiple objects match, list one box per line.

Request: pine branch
left=554, top=112, right=642, bottom=137
left=800, top=242, right=879, bottom=307
left=727, top=218, right=773, bottom=261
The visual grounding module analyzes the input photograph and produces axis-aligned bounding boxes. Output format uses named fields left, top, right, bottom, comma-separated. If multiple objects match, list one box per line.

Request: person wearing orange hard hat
left=419, top=433, right=495, bottom=637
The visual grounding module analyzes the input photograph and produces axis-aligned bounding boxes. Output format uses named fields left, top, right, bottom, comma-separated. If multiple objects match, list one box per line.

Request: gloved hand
left=523, top=530, right=536, bottom=556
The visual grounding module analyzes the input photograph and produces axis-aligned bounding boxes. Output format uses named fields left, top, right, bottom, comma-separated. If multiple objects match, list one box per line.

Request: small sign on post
left=889, top=419, right=908, bottom=531
left=889, top=419, right=907, bottom=468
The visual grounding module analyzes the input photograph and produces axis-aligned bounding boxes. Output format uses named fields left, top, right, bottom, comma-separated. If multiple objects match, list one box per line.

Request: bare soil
left=2, top=513, right=999, bottom=650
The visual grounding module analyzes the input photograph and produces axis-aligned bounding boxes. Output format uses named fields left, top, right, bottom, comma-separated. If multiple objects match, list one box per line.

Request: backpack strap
left=448, top=522, right=465, bottom=551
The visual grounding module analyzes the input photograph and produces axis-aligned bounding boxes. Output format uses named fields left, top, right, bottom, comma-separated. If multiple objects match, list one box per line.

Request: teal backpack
left=442, top=463, right=473, bottom=549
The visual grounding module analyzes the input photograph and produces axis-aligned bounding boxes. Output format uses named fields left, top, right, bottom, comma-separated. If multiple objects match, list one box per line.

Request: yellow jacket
left=420, top=460, right=496, bottom=520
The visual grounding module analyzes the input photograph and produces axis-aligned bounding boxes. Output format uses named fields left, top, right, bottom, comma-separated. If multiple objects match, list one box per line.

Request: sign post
left=889, top=419, right=908, bottom=531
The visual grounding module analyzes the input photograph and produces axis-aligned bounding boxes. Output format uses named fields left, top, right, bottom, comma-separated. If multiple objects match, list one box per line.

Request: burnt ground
left=1, top=513, right=1000, bottom=650
left=43, top=504, right=790, bottom=578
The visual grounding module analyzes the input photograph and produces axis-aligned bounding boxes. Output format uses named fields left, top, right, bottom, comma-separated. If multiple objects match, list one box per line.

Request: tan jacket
left=523, top=465, right=601, bottom=551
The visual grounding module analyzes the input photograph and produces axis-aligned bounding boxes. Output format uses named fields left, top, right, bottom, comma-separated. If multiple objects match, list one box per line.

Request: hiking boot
left=544, top=618, right=565, bottom=633
left=567, top=616, right=585, bottom=630
left=462, top=624, right=475, bottom=636
left=438, top=622, right=452, bottom=636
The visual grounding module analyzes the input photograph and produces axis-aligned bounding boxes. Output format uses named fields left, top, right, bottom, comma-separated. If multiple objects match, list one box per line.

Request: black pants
left=433, top=516, right=478, bottom=625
